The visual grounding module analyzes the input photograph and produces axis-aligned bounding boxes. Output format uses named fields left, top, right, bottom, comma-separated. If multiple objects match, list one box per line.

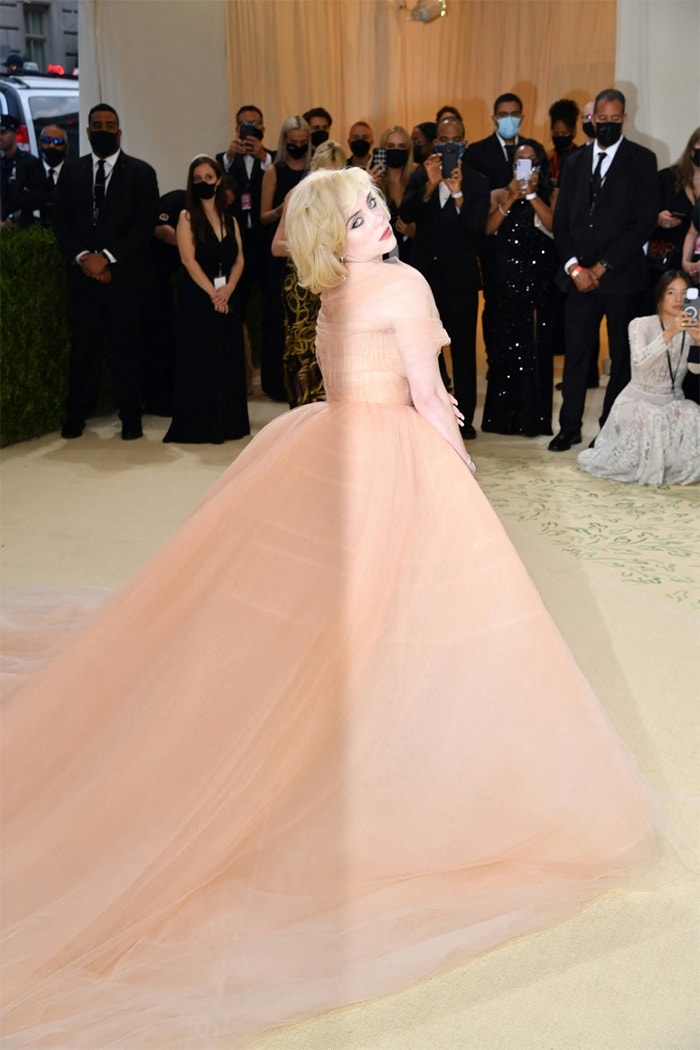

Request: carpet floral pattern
left=476, top=454, right=700, bottom=611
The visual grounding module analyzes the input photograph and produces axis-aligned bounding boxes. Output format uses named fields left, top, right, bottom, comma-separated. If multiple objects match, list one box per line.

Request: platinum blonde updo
left=284, top=168, right=389, bottom=294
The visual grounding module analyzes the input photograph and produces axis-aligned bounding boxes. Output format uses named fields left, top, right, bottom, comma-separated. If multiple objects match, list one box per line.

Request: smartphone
left=440, top=142, right=460, bottom=179
left=515, top=157, right=532, bottom=184
left=239, top=122, right=262, bottom=144
left=686, top=287, right=700, bottom=375
left=683, top=287, right=699, bottom=325
left=371, top=147, right=386, bottom=174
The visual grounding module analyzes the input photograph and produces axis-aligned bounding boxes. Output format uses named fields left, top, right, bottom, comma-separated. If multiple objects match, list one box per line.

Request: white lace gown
left=578, top=315, right=700, bottom=486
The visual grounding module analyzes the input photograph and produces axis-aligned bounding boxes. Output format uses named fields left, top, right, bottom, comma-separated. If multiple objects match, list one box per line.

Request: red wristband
left=570, top=265, right=583, bottom=280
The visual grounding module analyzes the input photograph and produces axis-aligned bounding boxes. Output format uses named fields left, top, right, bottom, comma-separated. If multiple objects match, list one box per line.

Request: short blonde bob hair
left=285, top=167, right=389, bottom=294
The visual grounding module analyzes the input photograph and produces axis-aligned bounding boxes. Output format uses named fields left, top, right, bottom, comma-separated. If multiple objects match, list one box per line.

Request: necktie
left=47, top=168, right=55, bottom=188
left=590, top=152, right=607, bottom=206
left=94, top=159, right=106, bottom=210
left=505, top=143, right=516, bottom=165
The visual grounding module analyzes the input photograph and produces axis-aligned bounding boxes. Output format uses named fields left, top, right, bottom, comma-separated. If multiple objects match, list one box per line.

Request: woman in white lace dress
left=578, top=271, right=700, bottom=486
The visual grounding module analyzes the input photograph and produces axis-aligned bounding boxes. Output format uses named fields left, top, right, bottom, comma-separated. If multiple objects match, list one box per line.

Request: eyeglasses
left=40, top=136, right=66, bottom=146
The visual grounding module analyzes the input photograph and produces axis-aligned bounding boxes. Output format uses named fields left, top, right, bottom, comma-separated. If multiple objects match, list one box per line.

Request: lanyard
left=660, top=321, right=686, bottom=388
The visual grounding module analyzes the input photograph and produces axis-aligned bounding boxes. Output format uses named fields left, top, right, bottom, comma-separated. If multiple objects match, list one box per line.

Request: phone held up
left=684, top=288, right=700, bottom=375
left=371, top=147, right=387, bottom=175
left=515, top=157, right=532, bottom=187
left=440, top=142, right=460, bottom=179
left=239, top=122, right=262, bottom=149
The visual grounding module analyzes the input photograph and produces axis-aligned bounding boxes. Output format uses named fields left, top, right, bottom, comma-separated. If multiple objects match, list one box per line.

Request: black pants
left=431, top=285, right=479, bottom=428
left=66, top=279, right=147, bottom=425
left=560, top=288, right=645, bottom=434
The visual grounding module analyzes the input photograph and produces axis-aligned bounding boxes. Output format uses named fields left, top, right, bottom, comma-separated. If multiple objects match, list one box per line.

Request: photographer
left=399, top=116, right=489, bottom=438
left=578, top=270, right=700, bottom=485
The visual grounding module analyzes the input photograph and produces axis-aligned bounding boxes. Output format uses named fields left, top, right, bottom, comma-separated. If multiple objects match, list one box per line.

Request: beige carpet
left=1, top=370, right=698, bottom=1050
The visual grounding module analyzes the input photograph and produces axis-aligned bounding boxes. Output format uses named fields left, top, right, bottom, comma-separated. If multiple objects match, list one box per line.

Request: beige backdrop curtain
left=225, top=0, right=616, bottom=149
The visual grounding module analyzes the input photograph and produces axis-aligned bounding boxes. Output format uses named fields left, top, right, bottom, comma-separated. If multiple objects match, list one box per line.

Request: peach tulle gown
left=1, top=259, right=659, bottom=1048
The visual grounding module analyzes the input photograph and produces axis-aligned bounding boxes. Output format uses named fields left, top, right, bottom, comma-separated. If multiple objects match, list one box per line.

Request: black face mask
left=350, top=139, right=371, bottom=158
left=286, top=142, right=308, bottom=160
left=692, top=148, right=700, bottom=167
left=310, top=129, right=329, bottom=148
left=385, top=147, right=409, bottom=169
left=89, top=130, right=119, bottom=158
left=193, top=181, right=217, bottom=200
left=42, top=147, right=65, bottom=168
left=595, top=122, right=623, bottom=149
left=552, top=134, right=573, bottom=154
left=582, top=121, right=595, bottom=139
left=412, top=143, right=426, bottom=164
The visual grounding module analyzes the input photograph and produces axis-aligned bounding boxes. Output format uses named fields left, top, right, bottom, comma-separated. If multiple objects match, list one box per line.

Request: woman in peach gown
left=1, top=169, right=659, bottom=1049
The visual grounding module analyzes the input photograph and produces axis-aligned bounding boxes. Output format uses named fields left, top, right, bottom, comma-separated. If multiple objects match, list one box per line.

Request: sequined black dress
left=481, top=198, right=558, bottom=436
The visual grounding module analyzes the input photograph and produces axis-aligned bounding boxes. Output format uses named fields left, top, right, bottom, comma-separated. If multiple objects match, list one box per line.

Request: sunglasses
left=40, top=136, right=66, bottom=146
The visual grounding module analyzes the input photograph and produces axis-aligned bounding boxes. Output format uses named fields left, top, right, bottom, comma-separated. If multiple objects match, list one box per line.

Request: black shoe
left=463, top=424, right=477, bottom=440
left=548, top=430, right=582, bottom=452
left=121, top=422, right=143, bottom=440
left=60, top=419, right=84, bottom=439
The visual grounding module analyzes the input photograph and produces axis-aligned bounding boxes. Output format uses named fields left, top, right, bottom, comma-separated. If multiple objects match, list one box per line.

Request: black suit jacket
left=54, top=150, right=160, bottom=291
left=215, top=150, right=272, bottom=236
left=25, top=162, right=64, bottom=226
left=464, top=134, right=513, bottom=190
left=399, top=166, right=490, bottom=292
left=553, top=138, right=658, bottom=295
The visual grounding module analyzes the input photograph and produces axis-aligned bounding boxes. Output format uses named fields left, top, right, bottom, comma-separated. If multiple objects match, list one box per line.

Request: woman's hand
left=682, top=308, right=700, bottom=344
left=424, top=153, right=443, bottom=190
left=395, top=217, right=415, bottom=238
left=657, top=209, right=682, bottom=230
left=210, top=286, right=230, bottom=313
left=444, top=158, right=463, bottom=198
left=368, top=161, right=385, bottom=183
left=450, top=394, right=465, bottom=427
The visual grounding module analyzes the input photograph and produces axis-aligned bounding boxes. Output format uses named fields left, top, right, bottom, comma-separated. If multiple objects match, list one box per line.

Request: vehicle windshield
left=29, top=94, right=79, bottom=156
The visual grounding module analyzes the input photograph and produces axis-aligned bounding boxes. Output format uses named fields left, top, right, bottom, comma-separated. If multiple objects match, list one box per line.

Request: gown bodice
left=190, top=220, right=239, bottom=288
left=315, top=258, right=449, bottom=406
left=628, top=315, right=690, bottom=402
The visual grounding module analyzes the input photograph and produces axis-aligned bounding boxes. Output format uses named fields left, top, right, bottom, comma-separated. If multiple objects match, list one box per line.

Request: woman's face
left=343, top=188, right=396, bottom=261
left=411, top=128, right=430, bottom=158
left=286, top=130, right=309, bottom=154
left=659, top=277, right=689, bottom=318
left=385, top=130, right=408, bottom=151
left=193, top=163, right=219, bottom=187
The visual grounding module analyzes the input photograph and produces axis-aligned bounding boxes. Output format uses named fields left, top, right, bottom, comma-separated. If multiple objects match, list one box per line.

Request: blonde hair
left=275, top=114, right=311, bottom=167
left=309, top=140, right=347, bottom=171
left=379, top=124, right=413, bottom=192
left=285, top=168, right=389, bottom=294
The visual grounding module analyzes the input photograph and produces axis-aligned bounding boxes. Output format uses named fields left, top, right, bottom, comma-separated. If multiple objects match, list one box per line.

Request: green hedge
left=0, top=225, right=71, bottom=446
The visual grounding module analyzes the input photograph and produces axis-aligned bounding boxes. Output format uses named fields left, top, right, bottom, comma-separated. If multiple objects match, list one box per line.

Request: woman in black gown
left=481, top=141, right=558, bottom=437
left=259, top=115, right=311, bottom=401
left=164, top=155, right=250, bottom=444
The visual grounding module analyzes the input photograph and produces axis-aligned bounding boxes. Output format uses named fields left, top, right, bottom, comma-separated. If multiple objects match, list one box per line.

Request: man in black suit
left=54, top=103, right=159, bottom=439
left=216, top=105, right=273, bottom=318
left=400, top=116, right=490, bottom=438
left=464, top=92, right=527, bottom=191
left=28, top=123, right=69, bottom=226
left=549, top=88, right=658, bottom=450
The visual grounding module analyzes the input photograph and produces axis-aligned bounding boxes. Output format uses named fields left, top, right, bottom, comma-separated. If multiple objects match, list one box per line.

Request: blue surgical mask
left=497, top=116, right=521, bottom=140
